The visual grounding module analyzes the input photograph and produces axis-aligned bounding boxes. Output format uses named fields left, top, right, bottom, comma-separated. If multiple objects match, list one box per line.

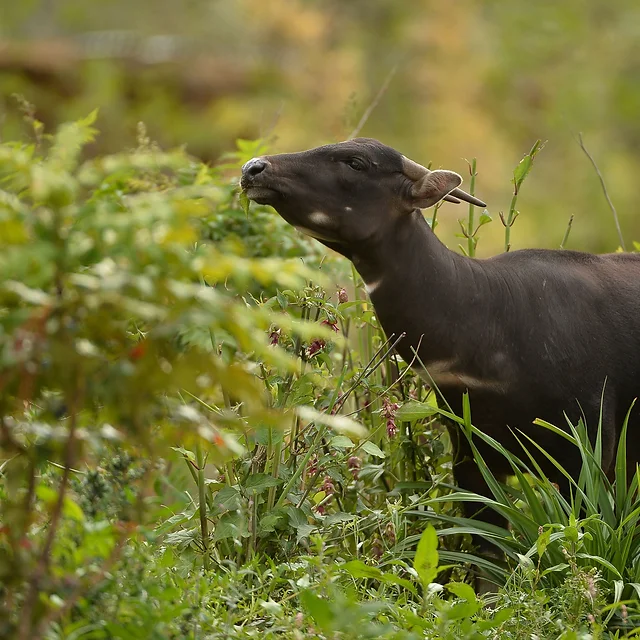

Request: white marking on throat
left=309, top=211, right=332, bottom=227
left=364, top=279, right=382, bottom=294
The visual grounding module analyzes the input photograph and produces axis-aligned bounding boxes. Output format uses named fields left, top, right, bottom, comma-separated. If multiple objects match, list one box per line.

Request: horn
left=449, top=188, right=486, bottom=208
left=401, top=156, right=429, bottom=180
left=443, top=194, right=461, bottom=204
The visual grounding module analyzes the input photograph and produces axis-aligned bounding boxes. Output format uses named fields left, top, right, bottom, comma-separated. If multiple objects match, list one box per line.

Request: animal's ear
left=410, top=170, right=463, bottom=209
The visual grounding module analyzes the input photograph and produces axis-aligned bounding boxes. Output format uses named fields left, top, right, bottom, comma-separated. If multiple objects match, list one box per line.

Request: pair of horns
left=401, top=156, right=487, bottom=208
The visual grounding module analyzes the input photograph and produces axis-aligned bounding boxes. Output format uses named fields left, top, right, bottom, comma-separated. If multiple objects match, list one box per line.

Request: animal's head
left=240, top=138, right=484, bottom=255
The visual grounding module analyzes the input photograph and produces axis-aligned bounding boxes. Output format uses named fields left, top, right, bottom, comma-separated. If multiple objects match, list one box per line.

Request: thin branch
left=577, top=132, right=625, bottom=251
left=349, top=66, right=398, bottom=139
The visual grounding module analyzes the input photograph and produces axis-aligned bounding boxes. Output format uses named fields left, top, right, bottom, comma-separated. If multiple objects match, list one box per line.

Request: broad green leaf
left=446, top=582, right=477, bottom=602
left=396, top=401, right=439, bottom=422
left=342, top=560, right=383, bottom=580
left=362, top=441, right=385, bottom=458
left=244, top=473, right=283, bottom=495
left=330, top=435, right=355, bottom=449
left=299, top=590, right=333, bottom=630
left=413, top=524, right=439, bottom=586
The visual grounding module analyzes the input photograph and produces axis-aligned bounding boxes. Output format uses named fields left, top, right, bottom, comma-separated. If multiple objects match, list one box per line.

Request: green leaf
left=446, top=582, right=477, bottom=602
left=213, top=512, right=248, bottom=541
left=165, top=527, right=199, bottom=547
left=299, top=590, right=333, bottom=630
left=362, top=441, right=385, bottom=458
left=478, top=211, right=492, bottom=227
left=239, top=189, right=251, bottom=216
left=379, top=573, right=418, bottom=596
left=342, top=560, right=383, bottom=580
left=258, top=510, right=288, bottom=534
left=536, top=527, right=552, bottom=559
left=212, top=486, right=241, bottom=514
left=513, top=139, right=545, bottom=188
left=413, top=524, right=439, bottom=586
left=396, top=401, right=439, bottom=422
left=244, top=473, right=283, bottom=495
left=563, top=525, right=579, bottom=543
left=330, top=435, right=355, bottom=449
left=171, top=446, right=196, bottom=463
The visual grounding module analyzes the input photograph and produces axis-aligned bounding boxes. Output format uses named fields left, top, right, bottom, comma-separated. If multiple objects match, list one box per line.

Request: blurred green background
left=2, top=0, right=639, bottom=254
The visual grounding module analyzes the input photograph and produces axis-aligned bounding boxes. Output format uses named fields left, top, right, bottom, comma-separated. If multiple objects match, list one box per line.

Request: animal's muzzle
left=241, top=157, right=270, bottom=183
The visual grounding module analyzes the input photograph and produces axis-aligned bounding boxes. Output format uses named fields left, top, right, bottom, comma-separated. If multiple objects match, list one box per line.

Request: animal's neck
left=350, top=210, right=478, bottom=365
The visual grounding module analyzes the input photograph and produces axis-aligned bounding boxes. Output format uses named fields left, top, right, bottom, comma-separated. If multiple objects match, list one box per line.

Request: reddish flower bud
left=371, top=536, right=384, bottom=560
left=382, top=398, right=399, bottom=439
left=347, top=456, right=361, bottom=479
left=129, top=341, right=147, bottom=360
left=321, top=319, right=339, bottom=333
left=307, top=338, right=326, bottom=357
left=306, top=454, right=319, bottom=477
left=321, top=475, right=335, bottom=495
left=337, top=288, right=348, bottom=304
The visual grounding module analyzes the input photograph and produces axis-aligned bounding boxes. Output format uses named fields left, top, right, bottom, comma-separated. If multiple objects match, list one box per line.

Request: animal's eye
left=346, top=157, right=365, bottom=171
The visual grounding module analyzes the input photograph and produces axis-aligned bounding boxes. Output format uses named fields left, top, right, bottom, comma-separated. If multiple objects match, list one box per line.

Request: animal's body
left=240, top=138, right=640, bottom=549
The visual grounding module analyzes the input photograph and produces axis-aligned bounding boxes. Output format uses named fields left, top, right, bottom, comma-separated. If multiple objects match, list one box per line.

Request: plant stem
left=577, top=132, right=625, bottom=251
left=467, top=158, right=477, bottom=258
left=275, top=425, right=327, bottom=509
left=195, top=440, right=210, bottom=571
left=18, top=390, right=80, bottom=640
left=560, top=214, right=574, bottom=249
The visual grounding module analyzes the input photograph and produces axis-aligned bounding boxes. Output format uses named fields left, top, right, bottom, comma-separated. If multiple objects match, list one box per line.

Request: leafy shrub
left=0, top=111, right=323, bottom=637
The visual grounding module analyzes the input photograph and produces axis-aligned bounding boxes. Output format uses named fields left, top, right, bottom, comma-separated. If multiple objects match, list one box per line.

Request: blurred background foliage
left=1, top=0, right=640, bottom=253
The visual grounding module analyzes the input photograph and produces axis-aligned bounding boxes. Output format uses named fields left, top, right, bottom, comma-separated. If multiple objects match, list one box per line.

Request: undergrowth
left=0, top=108, right=638, bottom=639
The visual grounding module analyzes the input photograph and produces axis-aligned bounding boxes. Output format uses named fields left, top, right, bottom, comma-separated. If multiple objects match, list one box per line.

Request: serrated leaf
left=244, top=473, right=283, bottom=495
left=324, top=512, right=355, bottom=526
left=213, top=512, right=248, bottom=541
left=212, top=486, right=241, bottom=514
left=164, top=527, right=199, bottom=547
left=258, top=509, right=288, bottom=534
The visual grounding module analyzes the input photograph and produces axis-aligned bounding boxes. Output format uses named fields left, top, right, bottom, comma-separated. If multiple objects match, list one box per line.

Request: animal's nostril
left=242, top=158, right=268, bottom=178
